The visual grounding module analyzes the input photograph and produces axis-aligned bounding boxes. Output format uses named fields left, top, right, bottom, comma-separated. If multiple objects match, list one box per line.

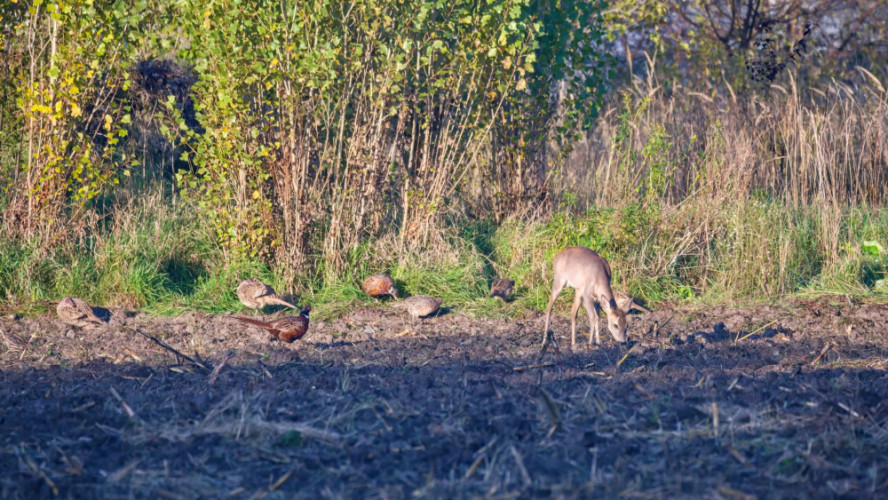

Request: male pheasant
left=235, top=305, right=312, bottom=343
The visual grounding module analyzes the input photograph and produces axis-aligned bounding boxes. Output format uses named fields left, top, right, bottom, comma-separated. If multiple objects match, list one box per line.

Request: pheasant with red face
left=235, top=305, right=312, bottom=343
left=362, top=274, right=398, bottom=301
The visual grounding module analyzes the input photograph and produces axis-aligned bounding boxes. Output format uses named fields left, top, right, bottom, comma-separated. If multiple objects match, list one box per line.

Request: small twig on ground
left=718, top=486, right=755, bottom=500
left=17, top=446, right=59, bottom=495
left=810, top=342, right=832, bottom=366
left=257, top=360, right=273, bottom=379
left=109, top=387, right=137, bottom=420
left=72, top=401, right=96, bottom=413
left=464, top=437, right=498, bottom=479
left=836, top=402, right=861, bottom=418
left=737, top=320, right=778, bottom=342
left=107, top=460, right=141, bottom=483
left=509, top=445, right=532, bottom=486
left=537, top=386, right=561, bottom=426
left=652, top=315, right=674, bottom=339
left=269, top=469, right=294, bottom=491
left=19, top=333, right=37, bottom=361
left=463, top=455, right=485, bottom=480
left=130, top=328, right=210, bottom=372
left=513, top=362, right=555, bottom=372
left=208, top=351, right=236, bottom=385
left=711, top=402, right=719, bottom=438
left=633, top=383, right=654, bottom=399
left=725, top=444, right=749, bottom=466
left=123, top=347, right=143, bottom=362
left=139, top=418, right=346, bottom=447
left=616, top=342, right=642, bottom=368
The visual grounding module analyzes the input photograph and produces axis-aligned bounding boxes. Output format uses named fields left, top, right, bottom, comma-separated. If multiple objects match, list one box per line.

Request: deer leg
left=570, top=291, right=582, bottom=349
left=585, top=295, right=602, bottom=345
left=542, top=279, right=566, bottom=348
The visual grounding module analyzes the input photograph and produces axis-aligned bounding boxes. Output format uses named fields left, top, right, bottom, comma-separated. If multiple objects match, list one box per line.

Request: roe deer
left=542, top=247, right=629, bottom=348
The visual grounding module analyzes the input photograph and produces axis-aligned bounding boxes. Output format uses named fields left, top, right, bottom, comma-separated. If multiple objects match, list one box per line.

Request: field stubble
left=1, top=297, right=887, bottom=499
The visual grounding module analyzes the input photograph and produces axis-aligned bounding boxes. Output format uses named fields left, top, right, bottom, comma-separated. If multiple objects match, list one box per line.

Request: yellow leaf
left=516, top=79, right=527, bottom=91
left=270, top=58, right=279, bottom=67
left=502, top=56, right=512, bottom=70
left=70, top=102, right=82, bottom=118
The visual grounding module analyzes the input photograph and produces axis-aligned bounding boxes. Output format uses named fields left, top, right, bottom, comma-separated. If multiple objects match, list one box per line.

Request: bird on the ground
left=613, top=291, right=651, bottom=314
left=394, top=295, right=443, bottom=322
left=235, top=305, right=312, bottom=343
left=362, top=274, right=398, bottom=301
left=56, top=297, right=104, bottom=328
left=236, top=280, right=297, bottom=312
left=490, top=278, right=514, bottom=301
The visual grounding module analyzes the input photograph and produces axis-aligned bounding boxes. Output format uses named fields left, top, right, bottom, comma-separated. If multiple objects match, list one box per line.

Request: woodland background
left=1, top=0, right=887, bottom=315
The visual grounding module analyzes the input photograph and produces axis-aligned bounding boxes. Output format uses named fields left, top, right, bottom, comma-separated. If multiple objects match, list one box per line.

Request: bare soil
left=2, top=297, right=887, bottom=499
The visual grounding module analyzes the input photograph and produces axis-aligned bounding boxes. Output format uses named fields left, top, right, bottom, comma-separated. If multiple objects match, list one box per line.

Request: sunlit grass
left=1, top=193, right=886, bottom=319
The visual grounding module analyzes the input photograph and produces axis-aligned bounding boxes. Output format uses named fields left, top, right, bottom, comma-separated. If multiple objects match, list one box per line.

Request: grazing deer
left=542, top=247, right=629, bottom=348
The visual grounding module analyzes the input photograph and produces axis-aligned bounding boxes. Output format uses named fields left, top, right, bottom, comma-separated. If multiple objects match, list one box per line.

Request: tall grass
left=541, top=64, right=888, bottom=304
left=2, top=67, right=887, bottom=316
left=0, top=191, right=258, bottom=314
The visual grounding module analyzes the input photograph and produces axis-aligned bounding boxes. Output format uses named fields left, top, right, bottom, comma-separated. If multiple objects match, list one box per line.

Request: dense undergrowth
left=1, top=189, right=886, bottom=319
left=1, top=0, right=886, bottom=317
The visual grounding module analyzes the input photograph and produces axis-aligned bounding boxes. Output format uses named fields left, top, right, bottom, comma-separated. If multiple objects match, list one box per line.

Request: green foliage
left=1, top=0, right=886, bottom=319
left=0, top=193, right=274, bottom=314
left=154, top=0, right=611, bottom=275
left=1, top=0, right=171, bottom=235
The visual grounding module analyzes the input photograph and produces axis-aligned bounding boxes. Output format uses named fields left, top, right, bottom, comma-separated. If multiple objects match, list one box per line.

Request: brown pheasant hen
left=395, top=295, right=443, bottom=322
left=237, top=280, right=296, bottom=312
left=235, top=305, right=312, bottom=343
left=56, top=297, right=104, bottom=328
left=362, top=274, right=398, bottom=301
left=489, top=278, right=514, bottom=301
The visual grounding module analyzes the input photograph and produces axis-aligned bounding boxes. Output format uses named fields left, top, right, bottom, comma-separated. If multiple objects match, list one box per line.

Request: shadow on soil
left=2, top=300, right=888, bottom=499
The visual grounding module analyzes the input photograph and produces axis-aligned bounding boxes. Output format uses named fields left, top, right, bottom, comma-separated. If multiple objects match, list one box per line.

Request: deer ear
left=624, top=298, right=635, bottom=313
